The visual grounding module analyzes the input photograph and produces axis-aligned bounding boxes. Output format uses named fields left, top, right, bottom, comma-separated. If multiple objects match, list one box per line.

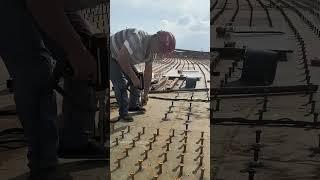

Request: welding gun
left=127, top=65, right=144, bottom=91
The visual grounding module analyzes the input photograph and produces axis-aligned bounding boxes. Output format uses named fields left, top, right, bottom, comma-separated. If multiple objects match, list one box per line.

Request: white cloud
left=157, top=16, right=209, bottom=51
left=126, top=0, right=209, bottom=18
left=111, top=0, right=209, bottom=50
left=159, top=15, right=209, bottom=37
left=159, top=20, right=170, bottom=30
left=177, top=15, right=193, bottom=26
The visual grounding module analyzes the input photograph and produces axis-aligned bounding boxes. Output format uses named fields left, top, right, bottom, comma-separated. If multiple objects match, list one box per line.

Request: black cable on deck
left=256, top=0, right=273, bottom=27
left=231, top=0, right=240, bottom=22
left=211, top=0, right=229, bottom=25
left=245, top=0, right=253, bottom=26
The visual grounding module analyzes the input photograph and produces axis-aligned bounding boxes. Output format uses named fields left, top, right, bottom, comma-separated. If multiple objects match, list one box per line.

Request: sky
left=110, top=0, right=210, bottom=52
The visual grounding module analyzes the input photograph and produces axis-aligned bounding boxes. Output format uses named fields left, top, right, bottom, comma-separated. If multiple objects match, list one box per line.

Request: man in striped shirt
left=110, top=29, right=176, bottom=121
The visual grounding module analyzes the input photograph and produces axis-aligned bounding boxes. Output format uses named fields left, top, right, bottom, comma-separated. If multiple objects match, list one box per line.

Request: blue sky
left=110, top=0, right=210, bottom=51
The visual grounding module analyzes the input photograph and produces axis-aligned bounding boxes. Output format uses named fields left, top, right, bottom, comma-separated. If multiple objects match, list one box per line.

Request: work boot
left=128, top=105, right=146, bottom=112
left=58, top=140, right=108, bottom=159
left=118, top=114, right=134, bottom=122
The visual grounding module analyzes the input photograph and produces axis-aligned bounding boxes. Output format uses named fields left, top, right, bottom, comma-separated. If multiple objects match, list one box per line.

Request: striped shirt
left=110, top=28, right=154, bottom=65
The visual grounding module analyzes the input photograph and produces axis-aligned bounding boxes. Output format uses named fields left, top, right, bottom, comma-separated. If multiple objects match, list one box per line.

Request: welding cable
left=230, top=0, right=239, bottom=22
left=0, top=109, right=17, bottom=116
left=148, top=96, right=209, bottom=102
left=0, top=128, right=26, bottom=150
left=0, top=128, right=25, bottom=150
left=213, top=122, right=320, bottom=129
left=0, top=89, right=10, bottom=96
left=149, top=88, right=209, bottom=94
left=212, top=117, right=320, bottom=128
left=0, top=139, right=26, bottom=144
left=213, top=91, right=313, bottom=99
left=0, top=144, right=26, bottom=151
left=0, top=128, right=24, bottom=136
left=233, top=31, right=285, bottom=34
left=0, top=82, right=7, bottom=88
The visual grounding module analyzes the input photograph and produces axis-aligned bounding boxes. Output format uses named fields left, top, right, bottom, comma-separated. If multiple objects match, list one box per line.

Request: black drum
left=240, top=49, right=278, bottom=86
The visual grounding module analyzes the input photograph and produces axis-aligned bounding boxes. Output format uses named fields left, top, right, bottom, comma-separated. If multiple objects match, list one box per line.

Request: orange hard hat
left=157, top=31, right=176, bottom=54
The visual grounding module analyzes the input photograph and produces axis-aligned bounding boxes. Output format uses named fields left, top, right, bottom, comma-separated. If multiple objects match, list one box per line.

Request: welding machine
left=240, top=49, right=278, bottom=86
left=185, top=77, right=197, bottom=89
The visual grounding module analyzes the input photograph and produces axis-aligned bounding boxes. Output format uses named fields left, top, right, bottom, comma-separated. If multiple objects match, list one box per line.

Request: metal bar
left=212, top=118, right=320, bottom=128
left=211, top=91, right=315, bottom=99
left=233, top=31, right=284, bottom=34
left=246, top=0, right=253, bottom=26
left=149, top=88, right=209, bottom=94
left=211, top=0, right=229, bottom=25
left=211, top=84, right=318, bottom=95
left=211, top=48, right=293, bottom=60
left=231, top=0, right=240, bottom=22
left=175, top=49, right=209, bottom=53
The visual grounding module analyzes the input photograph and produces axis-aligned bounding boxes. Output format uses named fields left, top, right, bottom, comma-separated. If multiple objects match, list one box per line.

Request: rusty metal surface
left=211, top=0, right=320, bottom=179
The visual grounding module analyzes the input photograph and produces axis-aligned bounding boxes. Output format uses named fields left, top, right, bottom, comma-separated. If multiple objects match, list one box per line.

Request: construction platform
left=110, top=56, right=210, bottom=179
left=211, top=0, right=320, bottom=179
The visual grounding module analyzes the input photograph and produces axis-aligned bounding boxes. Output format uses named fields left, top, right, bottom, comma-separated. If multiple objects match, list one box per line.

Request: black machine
left=225, top=48, right=279, bottom=87
left=240, top=49, right=278, bottom=86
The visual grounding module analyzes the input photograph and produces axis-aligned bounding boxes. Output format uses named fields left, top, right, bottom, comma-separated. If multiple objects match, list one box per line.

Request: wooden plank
left=167, top=78, right=179, bottom=90
left=151, top=77, right=168, bottom=90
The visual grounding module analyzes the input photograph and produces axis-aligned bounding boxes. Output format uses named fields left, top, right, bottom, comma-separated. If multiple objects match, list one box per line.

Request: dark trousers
left=109, top=58, right=141, bottom=117
left=0, top=0, right=96, bottom=172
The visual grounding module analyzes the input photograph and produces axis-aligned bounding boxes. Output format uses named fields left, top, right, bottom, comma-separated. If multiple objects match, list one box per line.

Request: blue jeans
left=0, top=0, right=95, bottom=172
left=0, top=0, right=58, bottom=171
left=110, top=58, right=140, bottom=117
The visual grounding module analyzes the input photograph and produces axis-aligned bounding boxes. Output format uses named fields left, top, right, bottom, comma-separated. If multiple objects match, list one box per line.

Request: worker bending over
left=110, top=28, right=176, bottom=121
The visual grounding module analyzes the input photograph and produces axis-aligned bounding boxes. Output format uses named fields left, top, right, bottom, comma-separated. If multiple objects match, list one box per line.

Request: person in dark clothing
left=0, top=0, right=106, bottom=179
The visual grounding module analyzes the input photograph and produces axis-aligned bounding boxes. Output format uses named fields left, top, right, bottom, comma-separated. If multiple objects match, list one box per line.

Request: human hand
left=131, top=76, right=142, bottom=89
left=141, top=93, right=148, bottom=106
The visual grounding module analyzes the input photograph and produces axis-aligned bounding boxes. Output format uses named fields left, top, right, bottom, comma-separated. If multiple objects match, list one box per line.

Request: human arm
left=142, top=62, right=152, bottom=100
left=26, top=0, right=97, bottom=81
left=116, top=45, right=141, bottom=89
